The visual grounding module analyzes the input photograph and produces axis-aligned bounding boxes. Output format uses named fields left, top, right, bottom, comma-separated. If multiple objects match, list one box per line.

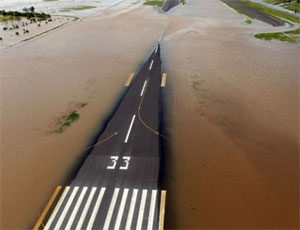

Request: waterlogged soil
left=1, top=0, right=299, bottom=229
left=161, top=0, right=299, bottom=228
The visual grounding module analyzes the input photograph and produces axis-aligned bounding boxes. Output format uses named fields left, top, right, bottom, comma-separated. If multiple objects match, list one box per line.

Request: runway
left=35, top=44, right=166, bottom=229
left=222, top=0, right=285, bottom=26
left=161, top=0, right=181, bottom=12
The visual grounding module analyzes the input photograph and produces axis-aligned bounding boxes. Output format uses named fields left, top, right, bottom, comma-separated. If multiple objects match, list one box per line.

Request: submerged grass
left=56, top=111, right=80, bottom=133
left=60, top=5, right=96, bottom=12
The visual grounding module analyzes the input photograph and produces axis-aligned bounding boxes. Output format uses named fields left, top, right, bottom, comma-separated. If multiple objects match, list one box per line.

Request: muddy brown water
left=1, top=0, right=299, bottom=229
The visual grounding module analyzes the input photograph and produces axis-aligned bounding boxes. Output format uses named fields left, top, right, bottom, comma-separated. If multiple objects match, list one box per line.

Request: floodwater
left=1, top=0, right=299, bottom=229
left=161, top=0, right=299, bottom=229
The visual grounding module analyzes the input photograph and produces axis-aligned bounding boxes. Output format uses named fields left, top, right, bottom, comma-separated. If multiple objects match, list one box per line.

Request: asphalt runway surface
left=162, top=0, right=181, bottom=12
left=42, top=45, right=164, bottom=230
left=223, top=0, right=285, bottom=26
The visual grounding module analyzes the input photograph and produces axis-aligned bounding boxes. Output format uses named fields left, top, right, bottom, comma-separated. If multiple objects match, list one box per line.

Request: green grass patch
left=181, top=0, right=187, bottom=4
left=264, top=0, right=300, bottom=12
left=60, top=5, right=96, bottom=12
left=245, top=18, right=252, bottom=24
left=237, top=0, right=300, bottom=23
left=255, top=27, right=299, bottom=42
left=0, top=15, right=20, bottom=22
left=144, top=0, right=163, bottom=7
left=56, top=111, right=80, bottom=133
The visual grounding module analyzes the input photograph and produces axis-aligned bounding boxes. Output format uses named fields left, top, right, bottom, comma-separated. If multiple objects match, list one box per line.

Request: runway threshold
left=34, top=43, right=168, bottom=230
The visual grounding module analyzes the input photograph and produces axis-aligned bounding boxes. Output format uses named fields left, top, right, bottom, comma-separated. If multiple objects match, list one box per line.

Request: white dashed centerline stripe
left=114, top=189, right=129, bottom=230
left=44, top=186, right=70, bottom=230
left=54, top=186, right=79, bottom=230
left=86, top=187, right=106, bottom=230
left=75, top=187, right=97, bottom=230
left=124, top=115, right=136, bottom=143
left=65, top=187, right=88, bottom=230
left=140, top=81, right=148, bottom=96
left=147, top=190, right=157, bottom=230
left=149, top=60, right=154, bottom=70
left=125, top=189, right=138, bottom=230
left=155, top=47, right=158, bottom=53
left=103, top=188, right=120, bottom=230
left=136, top=189, right=148, bottom=229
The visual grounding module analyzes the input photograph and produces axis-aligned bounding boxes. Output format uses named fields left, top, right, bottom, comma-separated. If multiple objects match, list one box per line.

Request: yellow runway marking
left=159, top=190, right=167, bottom=230
left=124, top=73, right=134, bottom=86
left=33, top=186, right=62, bottom=230
left=161, top=73, right=167, bottom=87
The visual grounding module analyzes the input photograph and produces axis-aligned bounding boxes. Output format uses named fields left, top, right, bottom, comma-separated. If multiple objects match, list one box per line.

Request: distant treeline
left=0, top=7, right=51, bottom=20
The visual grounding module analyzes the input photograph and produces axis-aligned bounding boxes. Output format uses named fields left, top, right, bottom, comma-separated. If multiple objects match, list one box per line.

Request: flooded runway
left=1, top=0, right=299, bottom=229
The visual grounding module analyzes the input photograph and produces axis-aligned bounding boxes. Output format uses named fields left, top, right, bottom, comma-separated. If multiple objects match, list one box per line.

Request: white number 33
left=107, top=156, right=131, bottom=170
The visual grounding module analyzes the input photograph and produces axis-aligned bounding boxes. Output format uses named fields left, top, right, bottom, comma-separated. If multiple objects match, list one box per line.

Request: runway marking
left=140, top=80, right=148, bottom=96
left=161, top=73, right=167, bottom=87
left=86, top=187, right=106, bottom=230
left=33, top=186, right=62, bottom=230
left=159, top=190, right=167, bottom=230
left=114, top=188, right=129, bottom=230
left=120, top=156, right=131, bottom=170
left=147, top=190, right=157, bottom=230
left=149, top=60, right=154, bottom=70
left=44, top=186, right=70, bottom=230
left=75, top=187, right=97, bottom=230
left=125, top=189, right=138, bottom=230
left=137, top=189, right=148, bottom=229
left=65, top=187, right=88, bottom=230
left=124, top=115, right=136, bottom=143
left=124, top=73, right=134, bottom=86
left=107, top=156, right=119, bottom=169
left=54, top=186, right=79, bottom=230
left=155, top=47, right=158, bottom=53
left=103, top=188, right=120, bottom=230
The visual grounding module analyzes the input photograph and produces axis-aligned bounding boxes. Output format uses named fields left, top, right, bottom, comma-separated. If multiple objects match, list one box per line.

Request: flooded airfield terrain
left=1, top=0, right=299, bottom=229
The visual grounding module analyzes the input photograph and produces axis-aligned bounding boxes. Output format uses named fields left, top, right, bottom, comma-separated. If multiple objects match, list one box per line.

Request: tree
left=29, top=6, right=35, bottom=12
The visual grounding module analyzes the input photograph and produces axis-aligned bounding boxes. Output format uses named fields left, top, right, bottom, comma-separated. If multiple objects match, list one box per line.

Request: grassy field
left=144, top=0, right=164, bottom=7
left=255, top=27, right=300, bottom=42
left=264, top=0, right=300, bottom=12
left=60, top=5, right=96, bottom=12
left=0, top=15, right=20, bottom=22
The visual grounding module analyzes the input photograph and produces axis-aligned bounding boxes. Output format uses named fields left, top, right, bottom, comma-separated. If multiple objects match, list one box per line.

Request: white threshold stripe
left=54, top=187, right=79, bottom=230
left=155, top=47, right=158, bottom=53
left=125, top=189, right=138, bottom=230
left=147, top=190, right=157, bottom=230
left=114, top=189, right=129, bottom=230
left=149, top=60, right=154, bottom=70
left=124, top=115, right=136, bottom=143
left=44, top=186, right=70, bottom=230
left=65, top=187, right=88, bottom=230
left=103, top=188, right=120, bottom=230
left=136, top=189, right=148, bottom=229
left=140, top=81, right=148, bottom=96
left=86, top=187, right=106, bottom=230
left=75, top=187, right=97, bottom=230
